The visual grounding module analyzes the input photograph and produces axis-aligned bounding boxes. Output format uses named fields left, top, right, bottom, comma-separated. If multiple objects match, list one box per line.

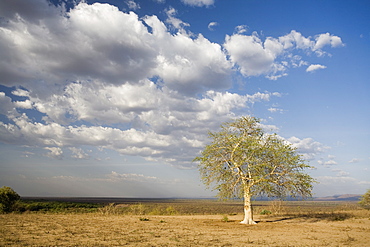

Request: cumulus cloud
left=0, top=0, right=344, bottom=167
left=225, top=32, right=282, bottom=77
left=0, top=1, right=343, bottom=93
left=224, top=30, right=342, bottom=79
left=0, top=1, right=231, bottom=96
left=288, top=136, right=330, bottom=160
left=314, top=33, right=344, bottom=51
left=306, top=64, right=327, bottom=72
left=14, top=100, right=33, bottom=109
left=0, top=2, right=156, bottom=85
left=0, top=86, right=280, bottom=166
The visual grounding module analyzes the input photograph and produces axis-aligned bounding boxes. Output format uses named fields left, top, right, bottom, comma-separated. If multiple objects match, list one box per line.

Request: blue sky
left=0, top=0, right=369, bottom=198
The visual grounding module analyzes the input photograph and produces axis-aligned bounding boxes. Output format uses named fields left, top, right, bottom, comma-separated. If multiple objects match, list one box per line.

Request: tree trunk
left=240, top=192, right=256, bottom=224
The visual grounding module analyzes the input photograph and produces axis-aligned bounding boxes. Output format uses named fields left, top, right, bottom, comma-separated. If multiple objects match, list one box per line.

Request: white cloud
left=0, top=1, right=230, bottom=96
left=0, top=1, right=345, bottom=168
left=14, top=100, right=33, bottom=109
left=288, top=136, right=330, bottom=160
left=145, top=15, right=232, bottom=95
left=125, top=0, right=140, bottom=10
left=235, top=25, right=248, bottom=34
left=0, top=92, right=16, bottom=116
left=317, top=176, right=356, bottom=185
left=317, top=154, right=338, bottom=167
left=0, top=84, right=281, bottom=166
left=12, top=89, right=30, bottom=97
left=0, top=2, right=156, bottom=86
left=224, top=33, right=281, bottom=77
left=318, top=159, right=338, bottom=166
left=0, top=1, right=343, bottom=96
left=107, top=171, right=158, bottom=182
left=278, top=30, right=314, bottom=50
left=70, top=147, right=89, bottom=159
left=165, top=7, right=189, bottom=30
left=44, top=147, right=63, bottom=159
left=224, top=30, right=343, bottom=79
left=181, top=0, right=214, bottom=7
left=314, top=33, right=344, bottom=51
left=208, top=21, right=218, bottom=31
left=306, top=64, right=327, bottom=72
left=268, top=107, right=283, bottom=113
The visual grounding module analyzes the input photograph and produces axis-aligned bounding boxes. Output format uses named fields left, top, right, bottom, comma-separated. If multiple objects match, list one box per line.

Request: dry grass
left=1, top=200, right=370, bottom=246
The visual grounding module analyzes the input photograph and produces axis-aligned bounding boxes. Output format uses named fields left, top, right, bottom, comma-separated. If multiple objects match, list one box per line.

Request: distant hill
left=314, top=194, right=361, bottom=201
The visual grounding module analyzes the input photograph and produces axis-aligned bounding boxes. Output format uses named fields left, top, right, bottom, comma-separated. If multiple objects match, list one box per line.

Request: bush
left=260, top=209, right=272, bottom=215
left=0, top=186, right=20, bottom=213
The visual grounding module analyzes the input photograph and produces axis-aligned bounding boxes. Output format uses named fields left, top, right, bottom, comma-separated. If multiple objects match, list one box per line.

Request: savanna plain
left=1, top=199, right=369, bottom=246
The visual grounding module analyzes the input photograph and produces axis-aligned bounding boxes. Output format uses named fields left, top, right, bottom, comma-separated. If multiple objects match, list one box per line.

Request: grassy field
left=1, top=199, right=369, bottom=246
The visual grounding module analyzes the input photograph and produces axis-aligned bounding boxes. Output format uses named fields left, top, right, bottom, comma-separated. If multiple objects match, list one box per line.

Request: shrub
left=165, top=206, right=177, bottom=215
left=0, top=186, right=20, bottom=213
left=221, top=215, right=229, bottom=222
left=99, top=203, right=118, bottom=215
left=129, top=203, right=146, bottom=215
left=260, top=209, right=272, bottom=215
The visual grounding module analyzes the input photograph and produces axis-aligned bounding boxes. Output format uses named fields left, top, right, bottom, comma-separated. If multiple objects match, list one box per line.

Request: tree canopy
left=0, top=186, right=20, bottom=213
left=359, top=189, right=370, bottom=210
left=194, top=116, right=315, bottom=224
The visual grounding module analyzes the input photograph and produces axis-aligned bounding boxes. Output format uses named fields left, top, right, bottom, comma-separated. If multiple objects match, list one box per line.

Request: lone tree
left=194, top=116, right=315, bottom=224
left=0, top=186, right=20, bottom=213
left=359, top=189, right=370, bottom=209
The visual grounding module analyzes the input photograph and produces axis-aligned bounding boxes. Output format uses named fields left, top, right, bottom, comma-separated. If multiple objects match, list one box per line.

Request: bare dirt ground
left=1, top=212, right=370, bottom=246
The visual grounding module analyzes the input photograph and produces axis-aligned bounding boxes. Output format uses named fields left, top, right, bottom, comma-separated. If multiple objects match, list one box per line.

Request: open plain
left=1, top=199, right=369, bottom=246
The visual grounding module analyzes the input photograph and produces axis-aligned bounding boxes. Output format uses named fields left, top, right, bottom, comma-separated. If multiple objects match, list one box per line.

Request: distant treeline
left=15, top=199, right=101, bottom=213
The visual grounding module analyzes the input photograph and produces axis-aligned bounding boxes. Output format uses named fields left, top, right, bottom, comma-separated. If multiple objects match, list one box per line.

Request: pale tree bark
left=240, top=191, right=256, bottom=224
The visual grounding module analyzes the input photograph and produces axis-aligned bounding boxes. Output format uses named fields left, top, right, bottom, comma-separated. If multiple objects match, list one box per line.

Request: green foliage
left=16, top=200, right=100, bottom=213
left=0, top=186, right=20, bottom=213
left=221, top=215, right=229, bottom=222
left=165, top=206, right=177, bottom=215
left=359, top=189, right=370, bottom=209
left=194, top=116, right=315, bottom=200
left=260, top=209, right=272, bottom=215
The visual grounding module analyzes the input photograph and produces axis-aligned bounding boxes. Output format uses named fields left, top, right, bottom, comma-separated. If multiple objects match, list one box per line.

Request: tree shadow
left=255, top=217, right=294, bottom=223
left=256, top=212, right=353, bottom=223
